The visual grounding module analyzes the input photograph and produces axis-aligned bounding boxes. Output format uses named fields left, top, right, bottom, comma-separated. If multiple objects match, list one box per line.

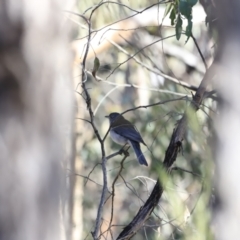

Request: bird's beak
left=105, top=115, right=109, bottom=118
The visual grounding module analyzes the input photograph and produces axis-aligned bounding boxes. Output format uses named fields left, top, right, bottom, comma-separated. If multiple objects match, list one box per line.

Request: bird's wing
left=112, top=125, right=146, bottom=145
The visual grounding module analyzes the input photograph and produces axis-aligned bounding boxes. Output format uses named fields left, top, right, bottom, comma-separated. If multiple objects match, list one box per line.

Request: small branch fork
left=69, top=9, right=108, bottom=240
left=99, top=147, right=130, bottom=239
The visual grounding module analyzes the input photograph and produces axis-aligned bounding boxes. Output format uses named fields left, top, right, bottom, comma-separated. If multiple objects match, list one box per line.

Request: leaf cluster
left=165, top=0, right=198, bottom=41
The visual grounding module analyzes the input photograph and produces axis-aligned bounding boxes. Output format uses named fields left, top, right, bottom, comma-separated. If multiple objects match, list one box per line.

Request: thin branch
left=84, top=163, right=101, bottom=186
left=106, top=35, right=176, bottom=79
left=71, top=18, right=199, bottom=92
left=86, top=69, right=191, bottom=97
left=116, top=62, right=213, bottom=240
left=98, top=25, right=174, bottom=44
left=189, top=183, right=204, bottom=215
left=100, top=151, right=129, bottom=239
left=109, top=155, right=128, bottom=227
left=75, top=173, right=104, bottom=187
left=121, top=96, right=189, bottom=116
left=171, top=166, right=202, bottom=178
left=82, top=1, right=168, bottom=36
left=108, top=39, right=198, bottom=91
left=67, top=11, right=109, bottom=240
left=102, top=96, right=189, bottom=143
left=106, top=150, right=124, bottom=160
left=82, top=1, right=141, bottom=15
left=191, top=33, right=208, bottom=70
left=94, top=86, right=120, bottom=115
left=80, top=10, right=108, bottom=240
left=75, top=117, right=91, bottom=124
left=70, top=18, right=195, bottom=93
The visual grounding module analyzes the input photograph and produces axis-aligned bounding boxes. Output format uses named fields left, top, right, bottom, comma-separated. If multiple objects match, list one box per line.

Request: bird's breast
left=109, top=130, right=128, bottom=145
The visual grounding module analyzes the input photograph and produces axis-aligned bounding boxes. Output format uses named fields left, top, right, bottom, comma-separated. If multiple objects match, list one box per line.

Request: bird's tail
left=129, top=140, right=148, bottom=166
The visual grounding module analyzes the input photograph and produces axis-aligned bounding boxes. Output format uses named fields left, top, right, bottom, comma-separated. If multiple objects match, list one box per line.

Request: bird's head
left=105, top=112, right=122, bottom=124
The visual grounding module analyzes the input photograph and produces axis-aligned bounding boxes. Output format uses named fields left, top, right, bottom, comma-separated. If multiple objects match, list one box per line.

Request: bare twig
left=87, top=70, right=191, bottom=97
left=191, top=33, right=208, bottom=70
left=171, top=166, right=202, bottom=178
left=79, top=11, right=109, bottom=240
left=108, top=39, right=198, bottom=91
left=68, top=11, right=109, bottom=240
left=75, top=173, right=104, bottom=187
left=109, top=153, right=128, bottom=226
left=106, top=35, right=176, bottom=79
left=106, top=149, right=126, bottom=160
left=121, top=96, right=189, bottom=116
left=84, top=163, right=101, bottom=186
left=103, top=96, right=189, bottom=143
left=99, top=150, right=129, bottom=239
left=83, top=1, right=168, bottom=36
left=82, top=1, right=141, bottom=15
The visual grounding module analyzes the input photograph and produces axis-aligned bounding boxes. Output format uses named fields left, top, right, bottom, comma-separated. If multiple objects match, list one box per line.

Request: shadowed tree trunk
left=0, top=1, right=74, bottom=239
left=214, top=0, right=240, bottom=239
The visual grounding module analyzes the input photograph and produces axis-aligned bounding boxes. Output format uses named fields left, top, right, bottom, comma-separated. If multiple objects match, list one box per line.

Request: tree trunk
left=0, top=1, right=74, bottom=240
left=214, top=1, right=240, bottom=239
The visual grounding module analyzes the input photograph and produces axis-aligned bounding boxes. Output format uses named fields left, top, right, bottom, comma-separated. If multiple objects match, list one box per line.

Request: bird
left=105, top=112, right=148, bottom=166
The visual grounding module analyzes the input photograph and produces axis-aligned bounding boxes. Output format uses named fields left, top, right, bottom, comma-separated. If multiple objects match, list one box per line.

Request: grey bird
left=106, top=112, right=148, bottom=166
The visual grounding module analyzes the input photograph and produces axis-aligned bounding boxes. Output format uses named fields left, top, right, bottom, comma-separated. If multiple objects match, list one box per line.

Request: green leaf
left=179, top=0, right=192, bottom=18
left=164, top=3, right=173, bottom=19
left=186, top=19, right=193, bottom=37
left=188, top=0, right=198, bottom=7
left=185, top=19, right=193, bottom=43
left=176, top=15, right=183, bottom=40
left=92, top=57, right=100, bottom=80
left=170, top=8, right=176, bottom=26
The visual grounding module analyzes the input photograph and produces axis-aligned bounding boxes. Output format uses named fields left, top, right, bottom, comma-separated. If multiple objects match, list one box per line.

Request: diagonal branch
left=116, top=63, right=214, bottom=240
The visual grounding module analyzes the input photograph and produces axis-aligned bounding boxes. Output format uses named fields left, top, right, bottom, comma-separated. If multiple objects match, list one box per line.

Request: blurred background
left=3, top=1, right=240, bottom=240
left=68, top=1, right=215, bottom=239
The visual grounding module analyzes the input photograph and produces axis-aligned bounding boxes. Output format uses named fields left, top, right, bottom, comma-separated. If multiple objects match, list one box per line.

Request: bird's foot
left=119, top=144, right=130, bottom=157
left=119, top=148, right=129, bottom=157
